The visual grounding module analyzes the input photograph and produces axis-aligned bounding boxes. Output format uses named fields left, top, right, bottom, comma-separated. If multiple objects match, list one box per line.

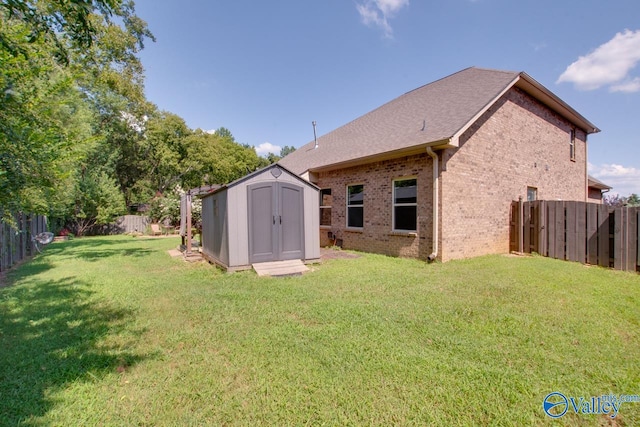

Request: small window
left=569, top=129, right=576, bottom=161
left=347, top=184, right=364, bottom=228
left=320, top=188, right=332, bottom=226
left=527, top=186, right=537, bottom=202
left=393, top=178, right=417, bottom=231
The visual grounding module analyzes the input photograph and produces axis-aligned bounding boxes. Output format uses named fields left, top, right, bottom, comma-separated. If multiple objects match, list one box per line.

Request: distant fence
left=113, top=215, right=149, bottom=234
left=510, top=200, right=639, bottom=272
left=0, top=212, right=48, bottom=272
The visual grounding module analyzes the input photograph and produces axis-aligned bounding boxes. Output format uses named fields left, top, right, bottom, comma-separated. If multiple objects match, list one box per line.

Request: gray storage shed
left=200, top=163, right=320, bottom=271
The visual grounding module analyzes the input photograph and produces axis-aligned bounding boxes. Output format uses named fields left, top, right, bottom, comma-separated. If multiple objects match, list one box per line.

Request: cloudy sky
left=134, top=0, right=640, bottom=196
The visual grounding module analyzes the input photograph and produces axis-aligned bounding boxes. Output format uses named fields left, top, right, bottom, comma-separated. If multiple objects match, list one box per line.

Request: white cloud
left=356, top=0, right=409, bottom=39
left=254, top=142, right=281, bottom=156
left=588, top=162, right=640, bottom=196
left=611, top=77, right=640, bottom=93
left=557, top=29, right=640, bottom=91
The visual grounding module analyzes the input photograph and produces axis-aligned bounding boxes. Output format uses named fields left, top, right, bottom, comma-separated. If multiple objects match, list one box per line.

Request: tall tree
left=0, top=0, right=153, bottom=224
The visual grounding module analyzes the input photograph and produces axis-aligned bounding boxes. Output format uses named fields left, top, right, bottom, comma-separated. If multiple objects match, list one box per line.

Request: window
left=347, top=184, right=364, bottom=228
left=527, top=186, right=537, bottom=202
left=393, top=178, right=417, bottom=231
left=569, top=129, right=576, bottom=161
left=320, top=188, right=332, bottom=226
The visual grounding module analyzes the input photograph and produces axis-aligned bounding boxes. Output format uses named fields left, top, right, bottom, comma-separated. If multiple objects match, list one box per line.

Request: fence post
left=586, top=203, right=598, bottom=265
left=613, top=207, right=625, bottom=270
left=538, top=201, right=547, bottom=256
left=627, top=207, right=638, bottom=272
left=518, top=196, right=524, bottom=253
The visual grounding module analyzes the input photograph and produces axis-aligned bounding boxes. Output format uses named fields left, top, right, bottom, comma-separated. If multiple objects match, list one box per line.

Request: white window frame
left=392, top=177, right=418, bottom=232
left=346, top=183, right=364, bottom=229
left=569, top=129, right=576, bottom=161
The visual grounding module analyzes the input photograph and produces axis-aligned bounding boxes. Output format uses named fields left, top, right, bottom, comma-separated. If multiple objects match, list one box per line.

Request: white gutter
left=426, top=147, right=438, bottom=261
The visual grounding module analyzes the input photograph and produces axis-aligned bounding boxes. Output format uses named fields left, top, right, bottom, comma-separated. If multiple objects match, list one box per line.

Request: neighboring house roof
left=588, top=175, right=612, bottom=191
left=279, top=67, right=600, bottom=175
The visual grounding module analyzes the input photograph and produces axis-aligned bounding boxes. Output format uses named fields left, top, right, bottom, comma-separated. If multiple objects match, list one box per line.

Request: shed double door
left=248, top=182, right=304, bottom=263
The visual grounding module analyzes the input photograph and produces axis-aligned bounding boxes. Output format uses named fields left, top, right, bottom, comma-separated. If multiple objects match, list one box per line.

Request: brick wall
left=440, top=87, right=588, bottom=261
left=588, top=188, right=604, bottom=203
left=316, top=154, right=434, bottom=259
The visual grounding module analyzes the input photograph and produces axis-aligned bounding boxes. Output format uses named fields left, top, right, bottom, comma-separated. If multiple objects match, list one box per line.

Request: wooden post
left=518, top=196, right=524, bottom=253
left=186, top=190, right=192, bottom=255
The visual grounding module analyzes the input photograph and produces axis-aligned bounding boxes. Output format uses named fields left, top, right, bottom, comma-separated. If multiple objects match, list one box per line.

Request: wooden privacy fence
left=0, top=212, right=48, bottom=272
left=113, top=215, right=149, bottom=234
left=510, top=200, right=639, bottom=272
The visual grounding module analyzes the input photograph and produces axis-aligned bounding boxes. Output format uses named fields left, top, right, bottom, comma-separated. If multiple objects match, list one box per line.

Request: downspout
left=426, top=147, right=438, bottom=262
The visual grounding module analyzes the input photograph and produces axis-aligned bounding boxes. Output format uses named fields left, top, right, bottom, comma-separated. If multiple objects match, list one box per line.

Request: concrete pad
left=252, top=259, right=309, bottom=277
left=167, top=249, right=182, bottom=258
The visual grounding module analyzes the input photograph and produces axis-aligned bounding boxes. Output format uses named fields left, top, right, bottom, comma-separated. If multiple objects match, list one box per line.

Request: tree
left=603, top=193, right=640, bottom=208
left=603, top=194, right=627, bottom=208
left=280, top=145, right=296, bottom=157
left=627, top=193, right=640, bottom=207
left=182, top=128, right=268, bottom=188
left=67, top=169, right=127, bottom=236
left=0, top=0, right=153, bottom=218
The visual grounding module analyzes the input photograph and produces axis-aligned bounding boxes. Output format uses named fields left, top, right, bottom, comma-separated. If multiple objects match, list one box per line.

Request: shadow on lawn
left=43, top=237, right=155, bottom=262
left=0, top=276, right=146, bottom=425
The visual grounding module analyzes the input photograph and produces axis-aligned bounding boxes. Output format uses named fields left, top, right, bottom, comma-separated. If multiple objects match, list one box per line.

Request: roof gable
left=204, top=163, right=319, bottom=198
left=280, top=67, right=599, bottom=175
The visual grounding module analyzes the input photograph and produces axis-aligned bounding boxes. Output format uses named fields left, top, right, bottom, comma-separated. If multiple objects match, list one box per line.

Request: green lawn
left=1, top=236, right=638, bottom=426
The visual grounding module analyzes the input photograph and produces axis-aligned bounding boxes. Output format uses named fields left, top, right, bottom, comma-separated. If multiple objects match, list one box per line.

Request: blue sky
left=133, top=0, right=640, bottom=196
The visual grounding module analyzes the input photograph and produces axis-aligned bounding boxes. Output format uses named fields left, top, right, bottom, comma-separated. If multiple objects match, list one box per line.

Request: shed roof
left=202, top=163, right=319, bottom=198
left=279, top=67, right=599, bottom=175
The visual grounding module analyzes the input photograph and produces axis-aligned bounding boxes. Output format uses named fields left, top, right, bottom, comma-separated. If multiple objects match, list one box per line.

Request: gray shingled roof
left=279, top=67, right=598, bottom=175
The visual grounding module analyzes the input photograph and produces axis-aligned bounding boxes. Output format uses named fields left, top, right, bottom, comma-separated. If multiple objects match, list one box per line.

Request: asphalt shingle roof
left=279, top=67, right=521, bottom=175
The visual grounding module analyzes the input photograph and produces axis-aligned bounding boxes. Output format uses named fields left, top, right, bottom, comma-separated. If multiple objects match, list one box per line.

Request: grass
left=0, top=235, right=639, bottom=426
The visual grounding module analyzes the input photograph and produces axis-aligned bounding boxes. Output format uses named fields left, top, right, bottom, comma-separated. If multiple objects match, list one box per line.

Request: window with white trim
left=393, top=178, right=417, bottom=231
left=527, top=186, right=537, bottom=202
left=320, top=188, right=332, bottom=226
left=569, top=129, right=576, bottom=161
left=347, top=184, right=364, bottom=228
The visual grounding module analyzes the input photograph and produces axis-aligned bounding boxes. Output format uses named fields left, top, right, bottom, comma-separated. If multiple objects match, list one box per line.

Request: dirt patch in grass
left=320, top=247, right=361, bottom=260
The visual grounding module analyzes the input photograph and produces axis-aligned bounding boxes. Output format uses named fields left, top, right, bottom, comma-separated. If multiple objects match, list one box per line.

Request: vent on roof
left=312, top=120, right=318, bottom=149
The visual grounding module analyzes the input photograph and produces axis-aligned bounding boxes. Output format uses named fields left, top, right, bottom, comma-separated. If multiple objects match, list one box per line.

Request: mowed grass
left=0, top=236, right=639, bottom=426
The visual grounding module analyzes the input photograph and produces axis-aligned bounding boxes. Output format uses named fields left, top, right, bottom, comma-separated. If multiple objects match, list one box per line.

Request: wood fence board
left=565, top=202, right=577, bottom=262
left=637, top=209, right=640, bottom=269
left=586, top=203, right=598, bottom=265
left=523, top=202, right=532, bottom=253
left=538, top=201, right=547, bottom=256
left=598, top=204, right=610, bottom=267
left=509, top=202, right=518, bottom=253
left=554, top=202, right=566, bottom=260
left=613, top=208, right=624, bottom=270
left=576, top=202, right=586, bottom=263
left=0, top=212, right=48, bottom=272
left=628, top=208, right=638, bottom=272
left=547, top=203, right=556, bottom=259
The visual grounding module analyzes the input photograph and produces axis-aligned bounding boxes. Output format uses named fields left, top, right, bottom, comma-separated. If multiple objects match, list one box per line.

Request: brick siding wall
left=440, top=87, right=588, bottom=261
left=588, top=188, right=604, bottom=203
left=316, top=154, right=434, bottom=259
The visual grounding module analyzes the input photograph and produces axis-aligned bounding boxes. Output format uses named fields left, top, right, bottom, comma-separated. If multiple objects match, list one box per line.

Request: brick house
left=587, top=175, right=612, bottom=204
left=279, top=67, right=600, bottom=262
